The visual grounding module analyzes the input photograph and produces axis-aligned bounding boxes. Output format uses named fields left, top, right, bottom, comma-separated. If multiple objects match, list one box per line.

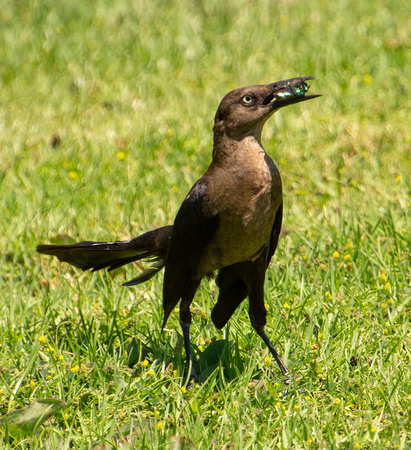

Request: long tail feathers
left=37, top=225, right=173, bottom=285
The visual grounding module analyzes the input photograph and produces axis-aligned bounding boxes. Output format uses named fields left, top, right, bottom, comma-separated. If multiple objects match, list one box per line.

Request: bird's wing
left=267, top=200, right=283, bottom=266
left=162, top=177, right=219, bottom=325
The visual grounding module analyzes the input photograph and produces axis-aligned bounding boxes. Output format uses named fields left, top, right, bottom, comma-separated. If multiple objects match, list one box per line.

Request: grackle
left=37, top=77, right=320, bottom=383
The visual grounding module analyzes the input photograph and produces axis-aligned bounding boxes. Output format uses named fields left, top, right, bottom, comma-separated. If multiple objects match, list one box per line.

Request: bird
left=37, top=76, right=320, bottom=383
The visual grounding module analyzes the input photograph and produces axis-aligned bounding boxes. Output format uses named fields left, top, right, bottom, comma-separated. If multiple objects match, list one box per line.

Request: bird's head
left=213, top=77, right=320, bottom=139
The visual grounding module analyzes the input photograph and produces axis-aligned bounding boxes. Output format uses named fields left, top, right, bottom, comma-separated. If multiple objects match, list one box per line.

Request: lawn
left=0, top=0, right=410, bottom=448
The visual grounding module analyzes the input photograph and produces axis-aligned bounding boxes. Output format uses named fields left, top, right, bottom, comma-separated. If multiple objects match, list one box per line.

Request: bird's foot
left=184, top=366, right=200, bottom=389
left=281, top=373, right=305, bottom=395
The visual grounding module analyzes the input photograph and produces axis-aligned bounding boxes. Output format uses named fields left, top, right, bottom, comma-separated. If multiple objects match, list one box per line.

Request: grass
left=0, top=0, right=410, bottom=447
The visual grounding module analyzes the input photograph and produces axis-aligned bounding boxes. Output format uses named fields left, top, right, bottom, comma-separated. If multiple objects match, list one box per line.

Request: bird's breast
left=195, top=154, right=282, bottom=275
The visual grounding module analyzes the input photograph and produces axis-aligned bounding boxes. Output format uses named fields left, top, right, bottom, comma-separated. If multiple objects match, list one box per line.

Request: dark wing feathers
left=267, top=201, right=283, bottom=266
left=162, top=179, right=219, bottom=325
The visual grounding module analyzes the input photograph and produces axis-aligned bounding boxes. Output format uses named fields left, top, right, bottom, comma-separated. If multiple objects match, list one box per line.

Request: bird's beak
left=262, top=76, right=321, bottom=109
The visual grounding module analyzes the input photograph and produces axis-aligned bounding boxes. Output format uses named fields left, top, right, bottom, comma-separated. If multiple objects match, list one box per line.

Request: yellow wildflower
left=363, top=74, right=373, bottom=84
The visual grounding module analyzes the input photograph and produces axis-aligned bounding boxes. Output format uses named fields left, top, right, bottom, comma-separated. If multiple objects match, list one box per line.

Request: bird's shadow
left=127, top=334, right=243, bottom=385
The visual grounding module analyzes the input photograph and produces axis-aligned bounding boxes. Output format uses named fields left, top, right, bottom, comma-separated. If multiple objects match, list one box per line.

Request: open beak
left=263, top=76, right=321, bottom=109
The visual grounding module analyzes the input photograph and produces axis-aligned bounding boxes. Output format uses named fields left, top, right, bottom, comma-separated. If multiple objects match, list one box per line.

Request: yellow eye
left=242, top=95, right=254, bottom=104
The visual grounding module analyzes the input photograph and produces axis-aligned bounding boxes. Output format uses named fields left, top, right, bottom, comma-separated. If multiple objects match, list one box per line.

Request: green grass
left=1, top=0, right=410, bottom=447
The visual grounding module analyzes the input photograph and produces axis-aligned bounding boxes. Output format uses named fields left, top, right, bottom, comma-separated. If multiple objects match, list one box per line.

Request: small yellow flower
left=198, top=345, right=204, bottom=351
left=381, top=273, right=386, bottom=281
left=142, top=359, right=149, bottom=367
left=403, top=228, right=407, bottom=233
left=381, top=303, right=387, bottom=308
left=30, top=380, right=36, bottom=388
left=334, top=398, right=341, bottom=405
left=283, top=303, right=290, bottom=309
left=384, top=282, right=390, bottom=291
left=371, top=427, right=377, bottom=433
left=147, top=369, right=155, bottom=375
left=363, top=74, right=373, bottom=84
left=354, top=442, right=360, bottom=449
left=201, top=310, right=207, bottom=319
left=275, top=402, right=281, bottom=408
left=264, top=356, right=271, bottom=364
left=395, top=175, right=401, bottom=183
left=307, top=438, right=313, bottom=445
left=346, top=262, right=352, bottom=271
left=116, top=151, right=126, bottom=160
left=294, top=404, right=299, bottom=411
left=155, top=410, right=160, bottom=416
left=305, top=395, right=310, bottom=400
left=38, top=336, right=47, bottom=344
left=181, top=386, right=187, bottom=393
left=70, top=365, right=79, bottom=373
left=58, top=354, right=64, bottom=361
left=157, top=421, right=164, bottom=430
left=324, top=291, right=332, bottom=299
left=173, top=370, right=177, bottom=376
left=68, top=171, right=78, bottom=179
left=332, top=251, right=340, bottom=259
left=175, top=308, right=180, bottom=313
left=387, top=298, right=393, bottom=305
left=172, top=186, right=179, bottom=193
left=343, top=254, right=351, bottom=260
left=318, top=333, right=325, bottom=340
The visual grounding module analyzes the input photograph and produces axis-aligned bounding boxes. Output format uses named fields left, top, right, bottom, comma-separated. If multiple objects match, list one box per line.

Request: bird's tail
left=37, top=225, right=173, bottom=286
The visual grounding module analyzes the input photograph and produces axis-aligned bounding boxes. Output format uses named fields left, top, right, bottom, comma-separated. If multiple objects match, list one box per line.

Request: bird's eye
left=242, top=95, right=254, bottom=104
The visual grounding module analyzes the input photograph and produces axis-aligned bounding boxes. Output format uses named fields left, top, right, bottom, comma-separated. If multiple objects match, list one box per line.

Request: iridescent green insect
left=276, top=81, right=310, bottom=99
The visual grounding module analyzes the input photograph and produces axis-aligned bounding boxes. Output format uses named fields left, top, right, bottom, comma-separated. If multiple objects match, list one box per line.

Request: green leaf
left=0, top=398, right=67, bottom=437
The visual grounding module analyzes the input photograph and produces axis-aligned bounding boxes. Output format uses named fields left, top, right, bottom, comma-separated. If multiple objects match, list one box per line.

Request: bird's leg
left=179, top=282, right=201, bottom=386
left=247, top=273, right=292, bottom=387
left=180, top=322, right=199, bottom=385
left=257, top=329, right=289, bottom=376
